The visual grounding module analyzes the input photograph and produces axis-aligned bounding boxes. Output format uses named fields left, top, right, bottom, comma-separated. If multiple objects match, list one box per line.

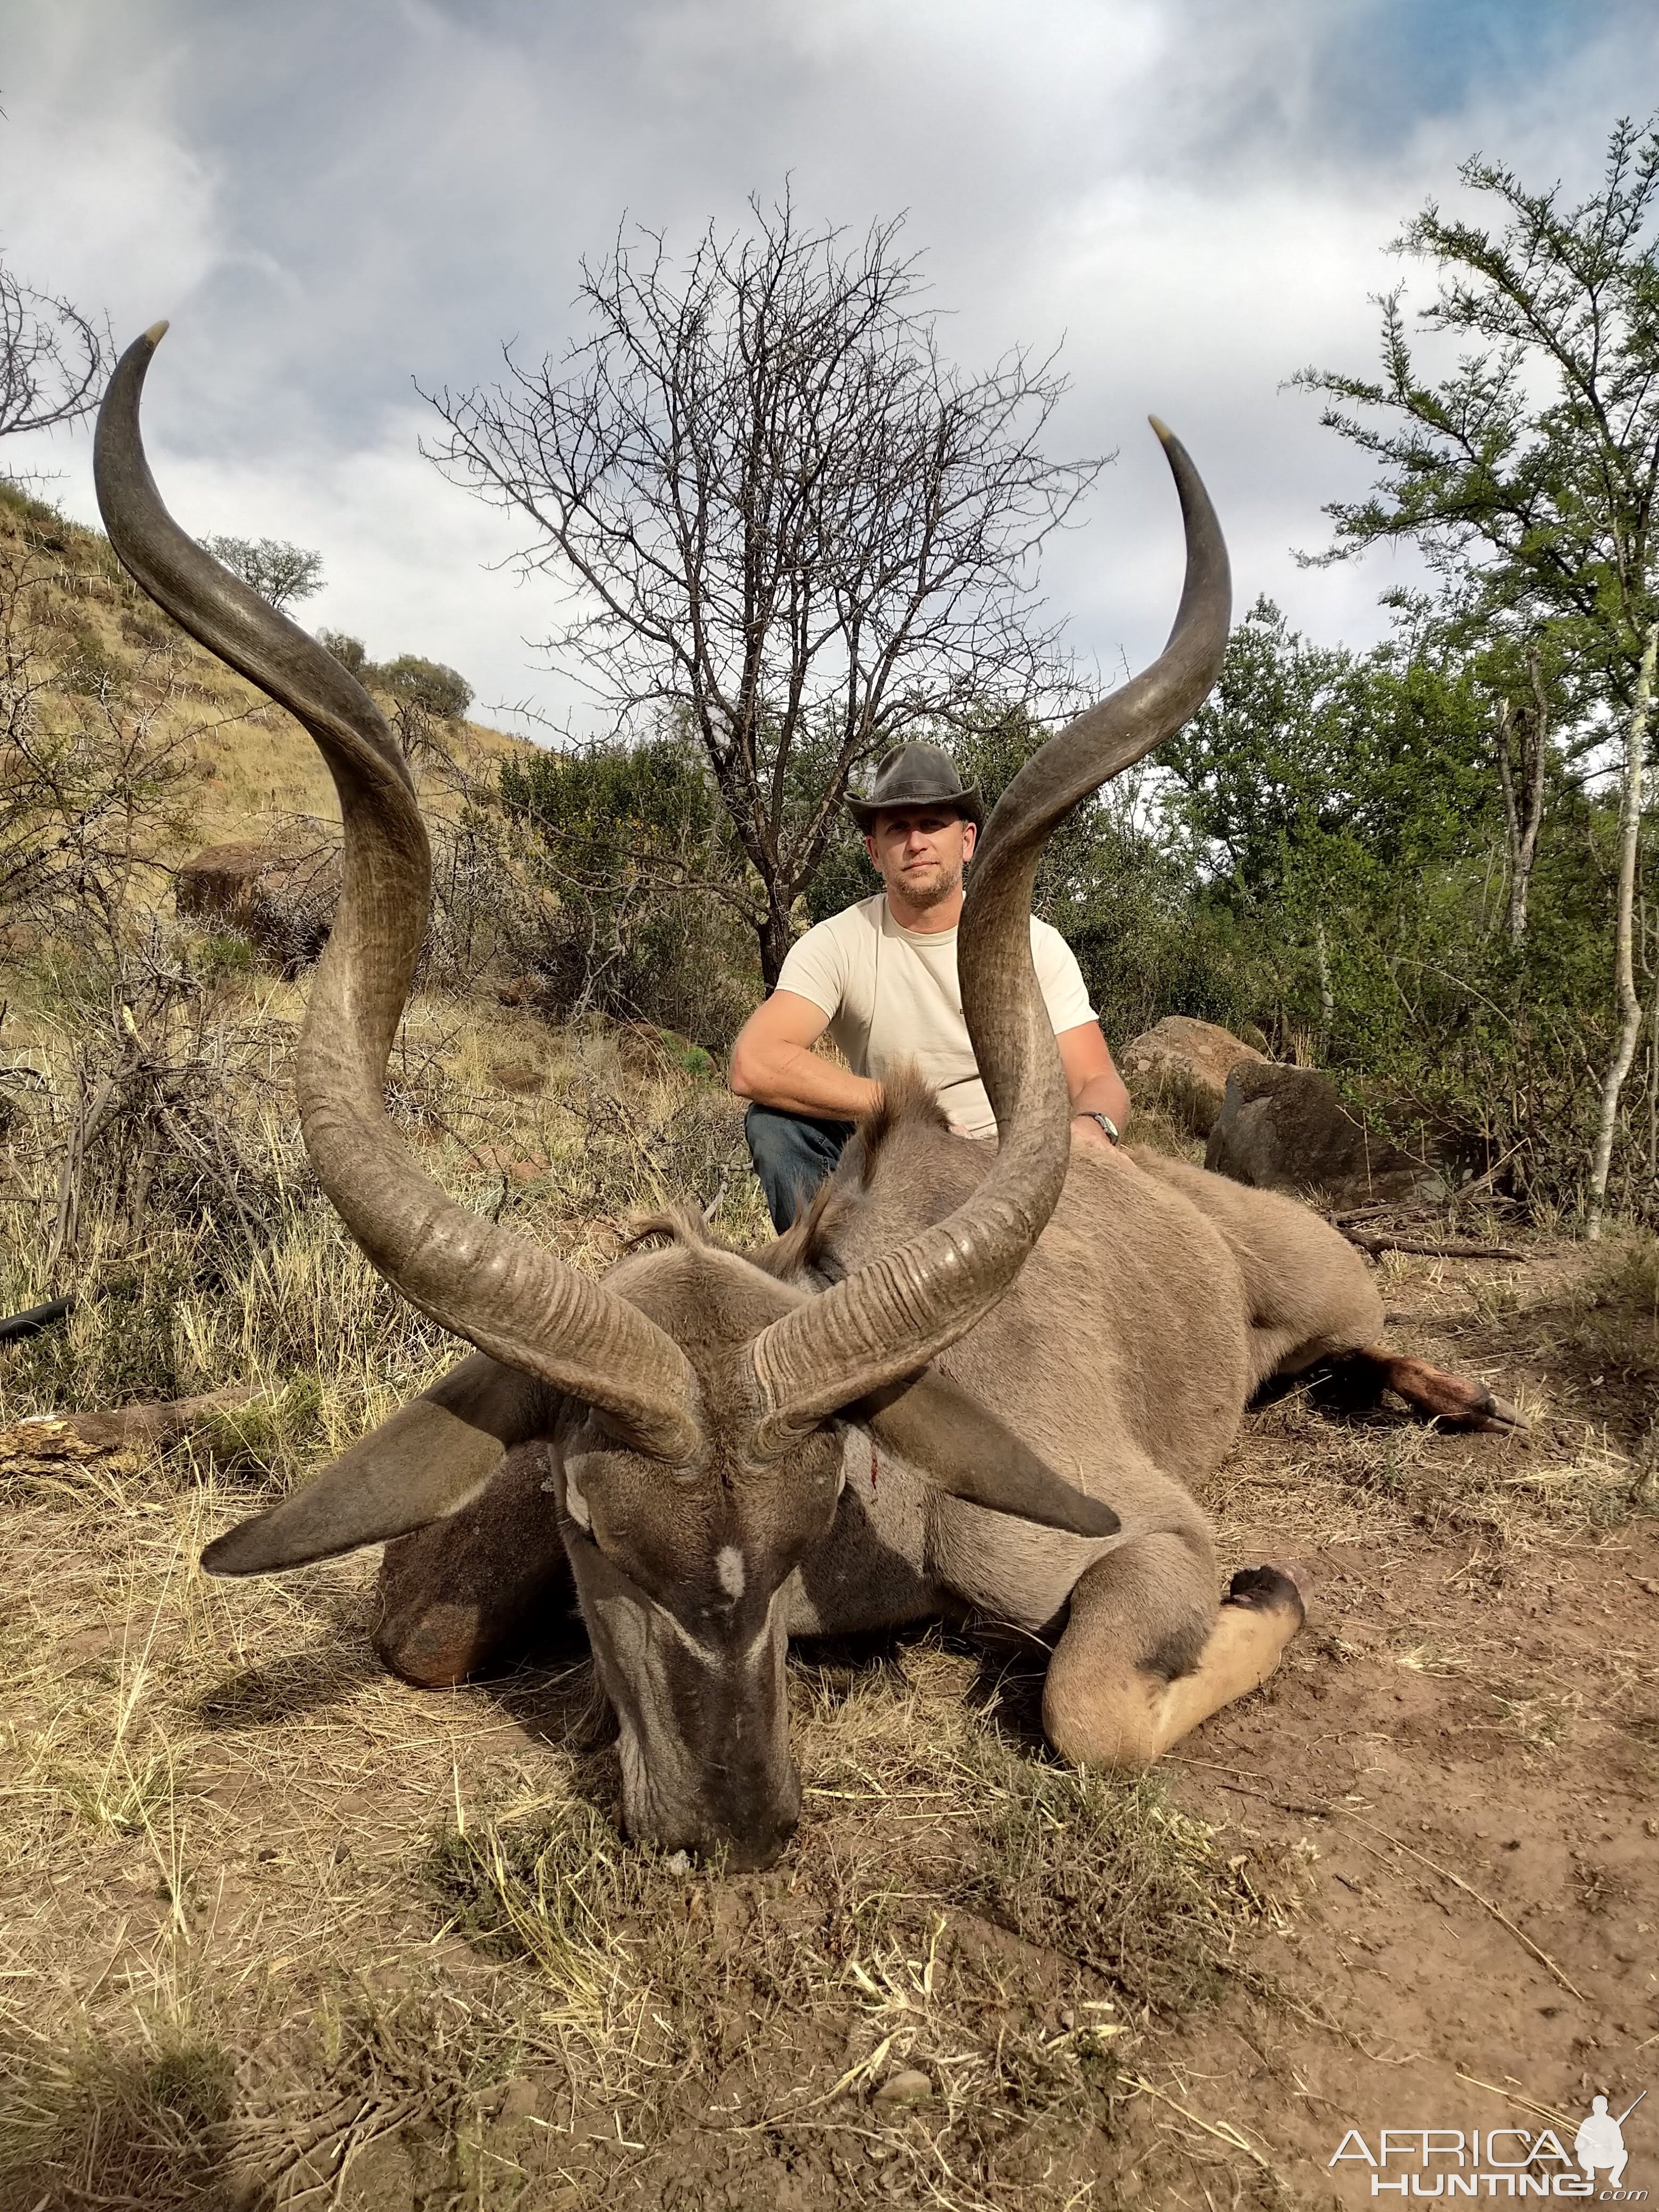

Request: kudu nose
left=703, top=1761, right=805, bottom=1867
left=718, top=1804, right=799, bottom=1873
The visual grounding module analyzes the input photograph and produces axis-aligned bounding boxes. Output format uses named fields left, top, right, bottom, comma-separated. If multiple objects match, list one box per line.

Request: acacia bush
left=496, top=734, right=759, bottom=1049
left=317, top=634, right=474, bottom=763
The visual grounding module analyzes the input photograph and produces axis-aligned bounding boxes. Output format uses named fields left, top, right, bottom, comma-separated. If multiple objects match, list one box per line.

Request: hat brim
left=848, top=784, right=983, bottom=832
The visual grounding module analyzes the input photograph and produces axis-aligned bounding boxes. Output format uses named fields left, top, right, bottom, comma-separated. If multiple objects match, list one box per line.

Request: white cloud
left=3, top=0, right=1655, bottom=725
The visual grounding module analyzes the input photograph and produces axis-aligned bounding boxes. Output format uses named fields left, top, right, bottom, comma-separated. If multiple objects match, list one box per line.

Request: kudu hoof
left=1224, top=1563, right=1305, bottom=1629
left=1470, top=1389, right=1529, bottom=1436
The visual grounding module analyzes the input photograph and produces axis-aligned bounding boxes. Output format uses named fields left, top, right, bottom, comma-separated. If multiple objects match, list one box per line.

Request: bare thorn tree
left=0, top=261, right=110, bottom=440
left=424, top=196, right=1105, bottom=984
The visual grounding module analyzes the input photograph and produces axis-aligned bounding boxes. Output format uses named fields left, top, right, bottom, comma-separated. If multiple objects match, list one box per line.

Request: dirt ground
left=1, top=1230, right=1655, bottom=2211
left=1132, top=1246, right=1659, bottom=2209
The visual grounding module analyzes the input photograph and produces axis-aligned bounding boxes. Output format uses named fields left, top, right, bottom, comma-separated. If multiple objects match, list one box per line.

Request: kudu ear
left=200, top=1354, right=554, bottom=1578
left=857, top=1369, right=1119, bottom=1539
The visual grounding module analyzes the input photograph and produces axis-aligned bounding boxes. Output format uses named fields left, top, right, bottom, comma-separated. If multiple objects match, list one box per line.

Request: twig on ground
left=1454, top=2072, right=1573, bottom=2131
left=1124, top=2074, right=1272, bottom=2171
left=1340, top=1819, right=1586, bottom=2001
left=1333, top=1201, right=1438, bottom=1225
left=1337, top=1227, right=1526, bottom=1261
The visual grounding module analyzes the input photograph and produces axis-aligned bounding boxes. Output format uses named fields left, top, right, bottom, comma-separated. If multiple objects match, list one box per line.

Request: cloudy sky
left=3, top=0, right=1654, bottom=733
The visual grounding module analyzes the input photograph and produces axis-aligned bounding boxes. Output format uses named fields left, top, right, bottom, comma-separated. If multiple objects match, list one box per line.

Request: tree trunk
left=1313, top=914, right=1335, bottom=1057
left=1495, top=663, right=1549, bottom=948
left=757, top=891, right=795, bottom=994
left=1588, top=622, right=1658, bottom=1240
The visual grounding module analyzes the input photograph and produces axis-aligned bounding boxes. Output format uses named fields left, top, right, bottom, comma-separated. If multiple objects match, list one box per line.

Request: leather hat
left=847, top=741, right=983, bottom=831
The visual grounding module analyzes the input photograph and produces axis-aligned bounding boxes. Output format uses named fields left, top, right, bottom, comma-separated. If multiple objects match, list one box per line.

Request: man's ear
left=855, top=1368, right=1118, bottom=1538
left=960, top=818, right=978, bottom=862
left=200, top=1354, right=555, bottom=1577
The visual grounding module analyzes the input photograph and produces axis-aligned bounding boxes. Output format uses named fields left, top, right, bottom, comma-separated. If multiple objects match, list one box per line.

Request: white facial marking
left=716, top=1545, right=746, bottom=1599
left=563, top=1467, right=592, bottom=1530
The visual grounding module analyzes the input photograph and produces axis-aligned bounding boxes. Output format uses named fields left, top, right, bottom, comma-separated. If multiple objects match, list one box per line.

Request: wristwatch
left=1082, top=1111, right=1120, bottom=1146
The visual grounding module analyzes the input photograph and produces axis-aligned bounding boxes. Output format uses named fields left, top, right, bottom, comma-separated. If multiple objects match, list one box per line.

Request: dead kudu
left=94, top=325, right=1523, bottom=1870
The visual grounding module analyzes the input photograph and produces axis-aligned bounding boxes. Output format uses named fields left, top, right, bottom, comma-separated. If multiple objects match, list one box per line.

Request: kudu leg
left=1042, top=1535, right=1304, bottom=1769
left=1312, top=1347, right=1527, bottom=1434
left=374, top=1444, right=580, bottom=1687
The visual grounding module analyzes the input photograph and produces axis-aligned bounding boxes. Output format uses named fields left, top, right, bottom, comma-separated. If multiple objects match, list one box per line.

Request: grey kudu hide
left=97, top=323, right=1504, bottom=1871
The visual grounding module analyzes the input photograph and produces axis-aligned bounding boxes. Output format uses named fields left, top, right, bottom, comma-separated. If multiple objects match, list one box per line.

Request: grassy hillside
left=0, top=477, right=538, bottom=851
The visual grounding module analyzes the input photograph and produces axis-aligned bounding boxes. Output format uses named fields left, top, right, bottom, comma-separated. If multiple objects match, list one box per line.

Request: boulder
left=175, top=840, right=341, bottom=973
left=1120, top=1016, right=1267, bottom=1137
left=1205, top=1061, right=1444, bottom=1210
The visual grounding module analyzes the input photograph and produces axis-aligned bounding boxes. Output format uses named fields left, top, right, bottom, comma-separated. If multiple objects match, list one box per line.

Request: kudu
left=95, top=325, right=1522, bottom=1871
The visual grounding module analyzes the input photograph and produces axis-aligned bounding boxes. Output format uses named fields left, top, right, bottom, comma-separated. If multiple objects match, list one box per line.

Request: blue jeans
left=744, top=1103, right=854, bottom=1233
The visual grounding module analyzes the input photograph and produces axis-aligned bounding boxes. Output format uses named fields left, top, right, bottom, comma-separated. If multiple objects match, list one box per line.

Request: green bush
left=317, top=628, right=368, bottom=676
left=375, top=653, right=472, bottom=722
left=499, top=735, right=758, bottom=1049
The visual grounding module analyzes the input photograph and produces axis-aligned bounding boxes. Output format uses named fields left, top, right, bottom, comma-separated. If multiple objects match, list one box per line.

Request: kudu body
left=95, top=327, right=1521, bottom=1870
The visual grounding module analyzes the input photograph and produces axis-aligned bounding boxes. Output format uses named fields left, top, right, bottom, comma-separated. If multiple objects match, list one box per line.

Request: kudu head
left=95, top=325, right=1229, bottom=1869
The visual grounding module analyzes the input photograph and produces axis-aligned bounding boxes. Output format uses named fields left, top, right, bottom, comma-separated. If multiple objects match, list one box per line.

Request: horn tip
left=143, top=319, right=171, bottom=348
left=1147, top=413, right=1173, bottom=445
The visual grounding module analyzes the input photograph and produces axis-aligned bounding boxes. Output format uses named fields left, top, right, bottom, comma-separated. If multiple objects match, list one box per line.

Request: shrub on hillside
left=376, top=656, right=473, bottom=723
left=318, top=629, right=368, bottom=676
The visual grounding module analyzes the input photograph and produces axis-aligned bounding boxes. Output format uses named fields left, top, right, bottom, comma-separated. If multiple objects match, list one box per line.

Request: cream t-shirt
left=775, top=894, right=1095, bottom=1139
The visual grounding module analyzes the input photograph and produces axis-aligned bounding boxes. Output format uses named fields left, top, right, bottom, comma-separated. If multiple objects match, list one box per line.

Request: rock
left=487, top=1057, right=547, bottom=1096
left=873, top=2067, right=933, bottom=2109
left=175, top=839, right=341, bottom=973
left=1205, top=1062, right=1444, bottom=1209
left=1120, top=1016, right=1267, bottom=1138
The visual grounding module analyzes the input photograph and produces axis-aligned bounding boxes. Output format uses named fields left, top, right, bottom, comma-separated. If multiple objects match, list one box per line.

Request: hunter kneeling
left=729, top=741, right=1132, bottom=1228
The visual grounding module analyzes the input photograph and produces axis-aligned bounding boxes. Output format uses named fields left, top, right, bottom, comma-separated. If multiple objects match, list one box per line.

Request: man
left=729, top=740, right=1132, bottom=1232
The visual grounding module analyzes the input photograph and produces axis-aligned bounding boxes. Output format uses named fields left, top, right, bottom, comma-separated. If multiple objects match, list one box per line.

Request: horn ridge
left=746, top=421, right=1231, bottom=1448
left=94, top=328, right=701, bottom=1463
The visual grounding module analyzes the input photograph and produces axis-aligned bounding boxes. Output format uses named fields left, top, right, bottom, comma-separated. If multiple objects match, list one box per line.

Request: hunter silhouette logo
left=1328, top=2089, right=1647, bottom=2197
left=1577, top=2096, right=1644, bottom=2193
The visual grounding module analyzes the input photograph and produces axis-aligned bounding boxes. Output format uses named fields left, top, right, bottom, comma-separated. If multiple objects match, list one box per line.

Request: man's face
left=865, top=808, right=977, bottom=911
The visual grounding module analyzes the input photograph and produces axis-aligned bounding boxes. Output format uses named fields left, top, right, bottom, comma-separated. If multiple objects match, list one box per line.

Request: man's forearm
left=1069, top=1067, right=1132, bottom=1134
left=732, top=1043, right=882, bottom=1121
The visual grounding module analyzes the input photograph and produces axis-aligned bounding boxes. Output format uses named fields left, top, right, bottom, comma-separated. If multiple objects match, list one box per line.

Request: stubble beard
left=889, top=856, right=962, bottom=913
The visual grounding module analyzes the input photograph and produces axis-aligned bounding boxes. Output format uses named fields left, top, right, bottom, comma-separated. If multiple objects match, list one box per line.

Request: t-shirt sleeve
left=775, top=916, right=849, bottom=1020
left=1031, top=921, right=1096, bottom=1035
